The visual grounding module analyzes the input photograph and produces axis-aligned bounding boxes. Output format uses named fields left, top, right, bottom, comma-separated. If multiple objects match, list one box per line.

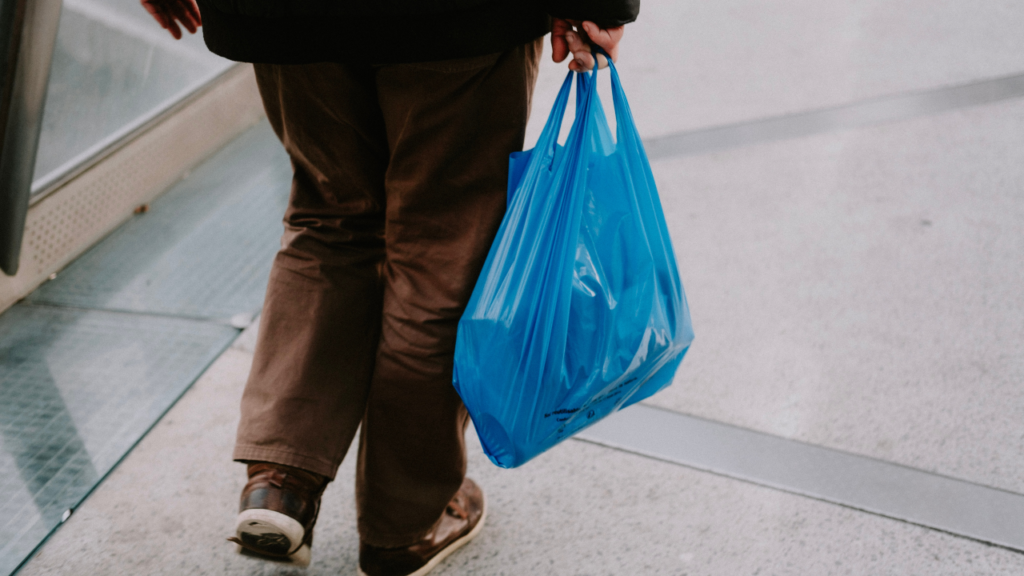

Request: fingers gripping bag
left=453, top=57, right=694, bottom=468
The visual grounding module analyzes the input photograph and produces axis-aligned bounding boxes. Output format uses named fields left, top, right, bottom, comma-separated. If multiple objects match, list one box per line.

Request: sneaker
left=358, top=478, right=487, bottom=576
left=228, top=462, right=328, bottom=567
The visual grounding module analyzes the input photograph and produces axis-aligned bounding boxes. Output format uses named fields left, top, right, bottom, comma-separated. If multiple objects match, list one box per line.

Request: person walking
left=141, top=1, right=635, bottom=574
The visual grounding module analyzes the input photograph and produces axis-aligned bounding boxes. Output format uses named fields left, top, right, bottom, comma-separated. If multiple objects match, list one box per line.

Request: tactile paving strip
left=27, top=121, right=291, bottom=322
left=0, top=304, right=237, bottom=576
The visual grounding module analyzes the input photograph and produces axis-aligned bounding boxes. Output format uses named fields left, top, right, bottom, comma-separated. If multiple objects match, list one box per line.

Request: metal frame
left=0, top=0, right=61, bottom=276
left=580, top=403, right=1024, bottom=553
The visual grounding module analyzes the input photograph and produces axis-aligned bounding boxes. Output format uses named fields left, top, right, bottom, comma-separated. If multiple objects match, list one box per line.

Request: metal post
left=0, top=0, right=62, bottom=276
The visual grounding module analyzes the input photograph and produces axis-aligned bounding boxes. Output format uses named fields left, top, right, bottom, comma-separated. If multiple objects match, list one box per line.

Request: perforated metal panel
left=0, top=304, right=237, bottom=576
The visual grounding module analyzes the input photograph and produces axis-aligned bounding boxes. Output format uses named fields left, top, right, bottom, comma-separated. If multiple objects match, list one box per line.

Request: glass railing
left=30, top=0, right=232, bottom=195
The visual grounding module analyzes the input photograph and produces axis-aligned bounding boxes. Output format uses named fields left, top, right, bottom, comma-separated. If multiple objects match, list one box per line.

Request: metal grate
left=0, top=119, right=291, bottom=576
left=0, top=304, right=237, bottom=576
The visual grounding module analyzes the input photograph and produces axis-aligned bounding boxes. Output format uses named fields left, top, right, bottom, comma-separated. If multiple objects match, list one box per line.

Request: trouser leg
left=234, top=62, right=389, bottom=479
left=356, top=39, right=543, bottom=547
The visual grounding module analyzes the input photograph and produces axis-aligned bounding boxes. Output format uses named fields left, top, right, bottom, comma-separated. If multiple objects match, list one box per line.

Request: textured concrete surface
left=526, top=0, right=1024, bottom=145
left=18, top=328, right=1024, bottom=576
left=645, top=96, right=1024, bottom=494
left=15, top=1, right=1024, bottom=573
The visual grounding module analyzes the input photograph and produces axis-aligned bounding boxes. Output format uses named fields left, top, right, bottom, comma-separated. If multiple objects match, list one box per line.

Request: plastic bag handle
left=592, top=45, right=611, bottom=69
left=536, top=51, right=607, bottom=162
left=600, top=50, right=646, bottom=159
left=536, top=72, right=575, bottom=162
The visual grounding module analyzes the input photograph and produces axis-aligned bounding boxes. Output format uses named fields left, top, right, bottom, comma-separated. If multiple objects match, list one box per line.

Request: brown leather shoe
left=358, top=478, right=487, bottom=576
left=228, top=462, right=328, bottom=567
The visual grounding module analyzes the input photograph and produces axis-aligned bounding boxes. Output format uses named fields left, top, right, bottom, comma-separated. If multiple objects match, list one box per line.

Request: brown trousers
left=234, top=40, right=543, bottom=547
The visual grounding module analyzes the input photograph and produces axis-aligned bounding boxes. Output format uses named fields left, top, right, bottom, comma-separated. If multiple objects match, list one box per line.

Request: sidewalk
left=11, top=1, right=1024, bottom=574
left=18, top=323, right=1024, bottom=575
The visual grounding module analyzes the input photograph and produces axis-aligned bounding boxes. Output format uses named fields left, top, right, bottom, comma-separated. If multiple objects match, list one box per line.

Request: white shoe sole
left=236, top=542, right=311, bottom=568
left=357, top=495, right=487, bottom=576
left=234, top=508, right=309, bottom=565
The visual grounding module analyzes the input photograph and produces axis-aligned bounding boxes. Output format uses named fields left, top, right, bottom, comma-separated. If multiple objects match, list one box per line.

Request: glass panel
left=0, top=305, right=238, bottom=576
left=30, top=0, right=232, bottom=192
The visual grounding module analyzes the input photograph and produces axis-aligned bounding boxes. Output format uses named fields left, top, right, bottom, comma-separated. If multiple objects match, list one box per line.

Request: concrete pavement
left=17, top=0, right=1024, bottom=573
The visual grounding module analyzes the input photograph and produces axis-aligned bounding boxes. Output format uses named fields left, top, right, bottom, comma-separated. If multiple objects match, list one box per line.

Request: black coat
left=198, top=0, right=639, bottom=64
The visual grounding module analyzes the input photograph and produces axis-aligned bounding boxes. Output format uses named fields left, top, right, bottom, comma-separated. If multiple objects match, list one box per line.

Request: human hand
left=550, top=18, right=624, bottom=72
left=140, top=0, right=201, bottom=39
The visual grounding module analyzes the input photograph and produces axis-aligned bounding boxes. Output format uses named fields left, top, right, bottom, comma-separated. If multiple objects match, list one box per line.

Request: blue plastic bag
left=453, top=59, right=694, bottom=468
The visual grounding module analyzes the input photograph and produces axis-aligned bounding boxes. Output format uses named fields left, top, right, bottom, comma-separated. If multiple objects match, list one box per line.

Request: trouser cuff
left=358, top=521, right=440, bottom=549
left=233, top=444, right=340, bottom=480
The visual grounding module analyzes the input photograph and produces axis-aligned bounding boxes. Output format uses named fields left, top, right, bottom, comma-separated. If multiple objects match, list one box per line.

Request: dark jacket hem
left=197, top=0, right=551, bottom=65
left=546, top=0, right=640, bottom=27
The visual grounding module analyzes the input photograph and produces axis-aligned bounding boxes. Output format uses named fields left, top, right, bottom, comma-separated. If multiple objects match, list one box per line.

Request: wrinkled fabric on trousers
left=234, top=41, right=542, bottom=547
left=453, top=62, right=694, bottom=469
